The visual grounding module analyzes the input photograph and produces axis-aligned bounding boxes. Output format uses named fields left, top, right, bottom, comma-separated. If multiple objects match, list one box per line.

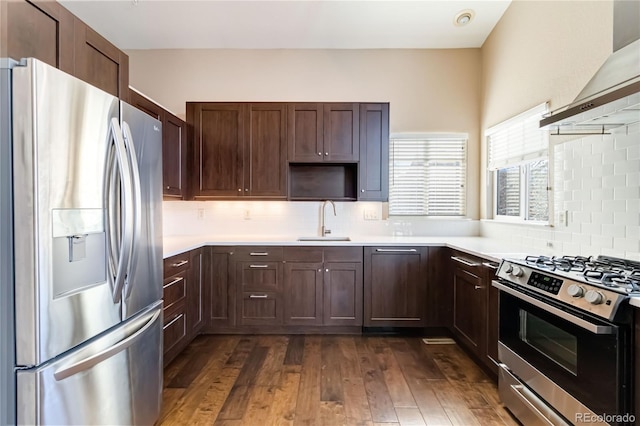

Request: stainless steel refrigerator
left=0, top=58, right=163, bottom=425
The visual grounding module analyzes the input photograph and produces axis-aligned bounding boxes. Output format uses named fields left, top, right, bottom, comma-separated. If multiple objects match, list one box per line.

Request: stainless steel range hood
left=540, top=0, right=640, bottom=135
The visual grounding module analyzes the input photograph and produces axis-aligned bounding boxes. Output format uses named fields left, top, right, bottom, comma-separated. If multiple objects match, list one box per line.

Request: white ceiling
left=58, top=0, right=512, bottom=50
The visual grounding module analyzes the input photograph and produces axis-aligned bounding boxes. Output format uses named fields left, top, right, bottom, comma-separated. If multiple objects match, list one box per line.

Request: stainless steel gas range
left=493, top=255, right=639, bottom=426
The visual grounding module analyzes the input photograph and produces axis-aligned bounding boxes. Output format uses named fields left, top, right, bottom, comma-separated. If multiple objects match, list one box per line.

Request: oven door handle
left=492, top=281, right=615, bottom=335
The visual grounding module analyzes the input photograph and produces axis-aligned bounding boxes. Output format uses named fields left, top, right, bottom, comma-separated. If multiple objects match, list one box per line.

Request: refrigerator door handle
left=105, top=118, right=134, bottom=304
left=121, top=121, right=142, bottom=299
left=53, top=307, right=161, bottom=381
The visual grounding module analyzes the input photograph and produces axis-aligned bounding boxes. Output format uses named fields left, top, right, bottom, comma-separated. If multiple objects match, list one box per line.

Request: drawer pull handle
left=163, top=313, right=183, bottom=330
left=482, top=262, right=499, bottom=270
left=249, top=294, right=268, bottom=299
left=474, top=285, right=484, bottom=290
left=375, top=248, right=417, bottom=253
left=163, top=276, right=184, bottom=288
left=171, top=260, right=189, bottom=267
left=451, top=256, right=479, bottom=267
left=250, top=252, right=269, bottom=256
left=249, top=264, right=269, bottom=268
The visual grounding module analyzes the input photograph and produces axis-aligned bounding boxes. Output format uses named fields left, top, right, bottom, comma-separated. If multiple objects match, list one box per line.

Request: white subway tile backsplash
left=602, top=174, right=626, bottom=188
left=602, top=224, right=626, bottom=239
left=614, top=159, right=640, bottom=175
left=614, top=133, right=639, bottom=150
left=614, top=185, right=640, bottom=200
left=602, top=148, right=628, bottom=164
left=614, top=211, right=640, bottom=226
left=628, top=145, right=640, bottom=160
left=601, top=199, right=627, bottom=213
left=590, top=211, right=614, bottom=225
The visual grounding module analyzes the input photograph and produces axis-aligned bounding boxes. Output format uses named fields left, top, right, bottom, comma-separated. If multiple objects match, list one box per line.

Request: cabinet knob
left=166, top=186, right=170, bottom=190
left=325, top=268, right=329, bottom=272
left=361, top=189, right=365, bottom=193
left=245, top=188, right=249, bottom=192
left=238, top=188, right=242, bottom=192
left=318, top=269, right=322, bottom=272
left=318, top=152, right=322, bottom=156
left=325, top=152, right=329, bottom=156
left=474, top=285, right=484, bottom=290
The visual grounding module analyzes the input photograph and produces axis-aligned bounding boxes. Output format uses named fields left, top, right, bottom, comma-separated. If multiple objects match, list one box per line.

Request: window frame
left=486, top=103, right=551, bottom=225
left=389, top=133, right=468, bottom=218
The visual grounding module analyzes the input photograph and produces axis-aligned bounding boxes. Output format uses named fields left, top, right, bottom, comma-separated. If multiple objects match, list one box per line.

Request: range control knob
left=585, top=290, right=605, bottom=305
left=504, top=264, right=513, bottom=274
left=512, top=266, right=524, bottom=277
left=567, top=284, right=585, bottom=298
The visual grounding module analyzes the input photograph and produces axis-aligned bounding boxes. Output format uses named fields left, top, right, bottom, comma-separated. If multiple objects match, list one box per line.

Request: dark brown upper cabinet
left=73, top=18, right=129, bottom=101
left=288, top=103, right=359, bottom=163
left=188, top=102, right=287, bottom=200
left=130, top=89, right=187, bottom=199
left=4, top=0, right=74, bottom=74
left=3, top=1, right=129, bottom=101
left=358, top=103, right=389, bottom=201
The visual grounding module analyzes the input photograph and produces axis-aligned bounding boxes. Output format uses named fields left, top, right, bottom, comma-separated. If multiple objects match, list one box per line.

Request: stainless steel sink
left=297, top=236, right=351, bottom=242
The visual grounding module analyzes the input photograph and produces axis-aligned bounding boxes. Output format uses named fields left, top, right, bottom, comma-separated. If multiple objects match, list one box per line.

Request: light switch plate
left=364, top=209, right=379, bottom=220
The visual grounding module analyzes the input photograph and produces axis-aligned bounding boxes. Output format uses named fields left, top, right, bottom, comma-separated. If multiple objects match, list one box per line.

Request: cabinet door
left=5, top=0, right=74, bottom=73
left=426, top=247, right=453, bottom=327
left=187, top=248, right=205, bottom=337
left=246, top=104, right=287, bottom=198
left=452, top=267, right=486, bottom=356
left=188, top=103, right=245, bottom=198
left=207, top=247, right=235, bottom=328
left=73, top=18, right=129, bottom=100
left=324, top=262, right=363, bottom=326
left=364, top=247, right=428, bottom=327
left=323, top=103, right=359, bottom=162
left=358, top=103, right=389, bottom=201
left=163, top=111, right=187, bottom=198
left=283, top=262, right=323, bottom=325
left=288, top=103, right=323, bottom=162
left=162, top=301, right=187, bottom=367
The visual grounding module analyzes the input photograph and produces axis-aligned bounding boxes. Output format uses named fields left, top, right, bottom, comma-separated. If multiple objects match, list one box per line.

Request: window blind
left=389, top=136, right=466, bottom=216
left=487, top=103, right=549, bottom=170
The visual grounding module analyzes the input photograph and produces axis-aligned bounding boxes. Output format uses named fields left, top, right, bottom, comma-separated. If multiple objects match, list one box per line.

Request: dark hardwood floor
left=159, top=335, right=518, bottom=425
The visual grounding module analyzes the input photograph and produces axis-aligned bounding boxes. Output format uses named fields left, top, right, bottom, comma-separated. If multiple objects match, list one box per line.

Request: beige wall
left=480, top=0, right=613, bottom=218
left=127, top=48, right=482, bottom=218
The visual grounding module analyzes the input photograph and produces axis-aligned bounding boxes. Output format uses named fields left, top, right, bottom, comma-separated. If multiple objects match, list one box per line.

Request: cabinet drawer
left=237, top=261, right=282, bottom=291
left=240, top=291, right=282, bottom=325
left=164, top=253, right=190, bottom=277
left=233, top=246, right=283, bottom=261
left=163, top=304, right=186, bottom=354
left=324, top=246, right=362, bottom=262
left=163, top=273, right=187, bottom=311
left=450, top=252, right=484, bottom=276
left=283, top=246, right=323, bottom=262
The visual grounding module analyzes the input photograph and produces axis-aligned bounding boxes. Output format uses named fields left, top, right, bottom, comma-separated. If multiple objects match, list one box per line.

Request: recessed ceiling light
left=454, top=10, right=475, bottom=27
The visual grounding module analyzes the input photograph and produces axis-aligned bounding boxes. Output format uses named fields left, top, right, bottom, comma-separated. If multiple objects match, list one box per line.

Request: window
left=487, top=103, right=549, bottom=222
left=389, top=135, right=467, bottom=216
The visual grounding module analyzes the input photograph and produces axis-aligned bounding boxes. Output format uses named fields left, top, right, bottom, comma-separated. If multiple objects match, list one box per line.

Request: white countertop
left=163, top=234, right=531, bottom=262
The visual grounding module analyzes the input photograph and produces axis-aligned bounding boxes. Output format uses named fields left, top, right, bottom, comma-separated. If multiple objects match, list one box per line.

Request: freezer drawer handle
left=249, top=264, right=269, bottom=268
left=171, top=260, right=189, bottom=267
left=53, top=308, right=161, bottom=381
left=375, top=248, right=417, bottom=253
left=249, top=294, right=268, bottom=299
left=249, top=252, right=269, bottom=256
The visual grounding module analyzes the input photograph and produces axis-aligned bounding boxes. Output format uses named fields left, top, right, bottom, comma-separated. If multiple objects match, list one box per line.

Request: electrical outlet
left=363, top=209, right=379, bottom=220
left=243, top=209, right=251, bottom=220
left=196, top=208, right=205, bottom=220
left=558, top=210, right=569, bottom=227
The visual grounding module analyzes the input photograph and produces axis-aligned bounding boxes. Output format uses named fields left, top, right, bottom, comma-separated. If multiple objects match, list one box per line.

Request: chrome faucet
left=320, top=200, right=336, bottom=237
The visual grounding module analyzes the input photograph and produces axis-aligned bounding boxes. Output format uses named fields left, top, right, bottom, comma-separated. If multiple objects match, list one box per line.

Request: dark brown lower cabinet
left=484, top=262, right=500, bottom=375
left=162, top=252, right=190, bottom=366
left=283, top=262, right=323, bottom=326
left=187, top=248, right=205, bottom=337
left=206, top=247, right=235, bottom=329
left=236, top=260, right=284, bottom=326
left=323, top=262, right=363, bottom=326
left=364, top=247, right=429, bottom=327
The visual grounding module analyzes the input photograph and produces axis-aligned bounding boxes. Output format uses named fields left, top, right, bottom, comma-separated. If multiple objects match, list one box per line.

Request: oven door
left=494, top=280, right=632, bottom=422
